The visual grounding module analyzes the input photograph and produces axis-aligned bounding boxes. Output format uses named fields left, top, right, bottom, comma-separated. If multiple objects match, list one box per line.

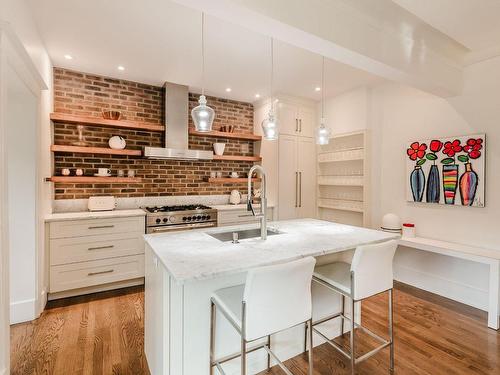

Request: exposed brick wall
left=53, top=68, right=256, bottom=199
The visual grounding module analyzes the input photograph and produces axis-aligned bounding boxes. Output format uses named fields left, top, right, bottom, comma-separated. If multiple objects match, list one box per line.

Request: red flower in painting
left=429, top=140, right=443, bottom=152
left=442, top=139, right=462, bottom=157
left=407, top=142, right=427, bottom=161
left=463, top=138, right=483, bottom=159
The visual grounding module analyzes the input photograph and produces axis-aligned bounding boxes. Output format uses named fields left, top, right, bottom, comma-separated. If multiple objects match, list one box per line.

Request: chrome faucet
left=247, top=165, right=268, bottom=240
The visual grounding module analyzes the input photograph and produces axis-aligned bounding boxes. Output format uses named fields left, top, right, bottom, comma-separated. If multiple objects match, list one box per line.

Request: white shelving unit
left=316, top=130, right=369, bottom=227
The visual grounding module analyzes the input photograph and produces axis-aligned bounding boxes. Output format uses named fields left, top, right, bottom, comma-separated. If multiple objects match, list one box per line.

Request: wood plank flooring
left=10, top=282, right=500, bottom=375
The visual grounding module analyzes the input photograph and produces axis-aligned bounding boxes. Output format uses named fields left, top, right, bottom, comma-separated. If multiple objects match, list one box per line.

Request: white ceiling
left=392, top=0, right=500, bottom=52
left=28, top=0, right=383, bottom=103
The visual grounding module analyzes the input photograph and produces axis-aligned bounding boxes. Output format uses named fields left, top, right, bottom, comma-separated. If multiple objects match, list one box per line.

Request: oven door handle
left=149, top=222, right=215, bottom=233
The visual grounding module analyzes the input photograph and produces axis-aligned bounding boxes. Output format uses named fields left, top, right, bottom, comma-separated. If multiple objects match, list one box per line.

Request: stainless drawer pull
left=88, top=245, right=114, bottom=251
left=88, top=269, right=114, bottom=276
left=88, top=225, right=115, bottom=229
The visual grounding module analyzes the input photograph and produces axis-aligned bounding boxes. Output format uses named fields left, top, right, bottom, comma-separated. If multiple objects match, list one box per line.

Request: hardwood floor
left=10, top=282, right=500, bottom=374
left=10, top=286, right=149, bottom=375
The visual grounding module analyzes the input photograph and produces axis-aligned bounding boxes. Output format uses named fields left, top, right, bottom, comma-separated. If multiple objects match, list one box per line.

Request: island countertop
left=144, top=218, right=399, bottom=284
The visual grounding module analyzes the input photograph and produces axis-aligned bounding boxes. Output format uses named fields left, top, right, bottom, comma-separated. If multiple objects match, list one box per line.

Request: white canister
left=213, top=143, right=226, bottom=156
left=402, top=223, right=416, bottom=238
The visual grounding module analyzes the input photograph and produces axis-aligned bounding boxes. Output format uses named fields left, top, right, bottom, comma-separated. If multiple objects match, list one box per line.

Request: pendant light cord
left=321, top=56, right=325, bottom=121
left=201, top=12, right=205, bottom=96
left=270, top=38, right=274, bottom=113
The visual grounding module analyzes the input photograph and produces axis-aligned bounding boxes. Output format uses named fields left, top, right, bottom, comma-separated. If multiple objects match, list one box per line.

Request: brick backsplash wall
left=53, top=68, right=256, bottom=199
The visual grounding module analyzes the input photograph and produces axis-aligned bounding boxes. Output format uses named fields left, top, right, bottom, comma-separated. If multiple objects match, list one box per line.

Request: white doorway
left=0, top=26, right=48, bottom=374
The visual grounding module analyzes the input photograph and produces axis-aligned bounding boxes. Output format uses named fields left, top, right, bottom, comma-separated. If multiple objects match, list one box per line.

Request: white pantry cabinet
left=277, top=100, right=315, bottom=138
left=278, top=135, right=316, bottom=220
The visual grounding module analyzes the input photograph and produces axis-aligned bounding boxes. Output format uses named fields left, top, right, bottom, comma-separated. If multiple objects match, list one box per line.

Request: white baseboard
left=395, top=264, right=488, bottom=311
left=10, top=298, right=36, bottom=325
left=1, top=367, right=7, bottom=375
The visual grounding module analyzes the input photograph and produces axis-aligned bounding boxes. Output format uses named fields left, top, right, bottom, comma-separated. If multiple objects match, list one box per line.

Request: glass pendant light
left=261, top=38, right=278, bottom=140
left=191, top=13, right=214, bottom=132
left=316, top=56, right=331, bottom=145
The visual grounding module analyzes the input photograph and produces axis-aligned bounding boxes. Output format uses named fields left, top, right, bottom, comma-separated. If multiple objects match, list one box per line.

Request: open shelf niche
left=316, top=130, right=369, bottom=227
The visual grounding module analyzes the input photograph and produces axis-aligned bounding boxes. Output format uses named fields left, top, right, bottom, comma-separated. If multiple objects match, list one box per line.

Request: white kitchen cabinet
left=278, top=135, right=316, bottom=220
left=217, top=206, right=274, bottom=226
left=276, top=100, right=315, bottom=137
left=47, top=215, right=145, bottom=299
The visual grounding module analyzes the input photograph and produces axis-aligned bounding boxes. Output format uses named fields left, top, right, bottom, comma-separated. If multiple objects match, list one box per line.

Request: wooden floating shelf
left=50, top=113, right=165, bottom=132
left=212, top=155, right=262, bottom=162
left=47, top=176, right=142, bottom=183
left=189, top=129, right=261, bottom=141
left=51, top=145, right=142, bottom=156
left=208, top=178, right=261, bottom=184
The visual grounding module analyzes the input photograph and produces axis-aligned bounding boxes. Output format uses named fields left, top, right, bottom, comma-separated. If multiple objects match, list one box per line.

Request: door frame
left=0, top=22, right=47, bottom=374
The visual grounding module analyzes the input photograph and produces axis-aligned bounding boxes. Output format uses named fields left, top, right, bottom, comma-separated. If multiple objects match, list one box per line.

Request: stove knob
left=201, top=215, right=206, bottom=220
left=207, top=215, right=211, bottom=220
left=163, top=218, right=168, bottom=223
left=182, top=217, right=187, bottom=221
left=187, top=217, right=192, bottom=221
left=156, top=218, right=161, bottom=224
left=197, top=215, right=202, bottom=220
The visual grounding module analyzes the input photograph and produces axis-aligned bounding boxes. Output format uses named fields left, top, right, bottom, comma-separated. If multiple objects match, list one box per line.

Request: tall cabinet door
left=298, top=107, right=315, bottom=138
left=277, top=101, right=299, bottom=136
left=278, top=135, right=298, bottom=220
left=297, top=137, right=316, bottom=218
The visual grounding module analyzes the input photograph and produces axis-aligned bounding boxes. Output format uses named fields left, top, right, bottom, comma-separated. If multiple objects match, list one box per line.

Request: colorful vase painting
left=459, top=163, right=478, bottom=206
left=426, top=165, right=440, bottom=203
left=410, top=166, right=425, bottom=202
left=406, top=134, right=485, bottom=207
left=442, top=164, right=459, bottom=204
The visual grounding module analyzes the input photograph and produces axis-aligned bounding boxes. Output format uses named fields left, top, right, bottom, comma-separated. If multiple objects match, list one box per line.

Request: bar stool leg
left=389, top=289, right=394, bottom=372
left=210, top=301, right=215, bottom=375
left=350, top=297, right=356, bottom=375
left=267, top=335, right=271, bottom=371
left=341, top=294, right=345, bottom=335
left=241, top=301, right=247, bottom=375
left=307, top=319, right=314, bottom=375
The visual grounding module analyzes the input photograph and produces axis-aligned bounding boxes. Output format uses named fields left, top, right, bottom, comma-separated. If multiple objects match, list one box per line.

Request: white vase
left=213, top=143, right=226, bottom=156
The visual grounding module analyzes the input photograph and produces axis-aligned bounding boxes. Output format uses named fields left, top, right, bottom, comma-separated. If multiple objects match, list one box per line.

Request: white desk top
left=399, top=236, right=500, bottom=261
left=144, top=218, right=398, bottom=284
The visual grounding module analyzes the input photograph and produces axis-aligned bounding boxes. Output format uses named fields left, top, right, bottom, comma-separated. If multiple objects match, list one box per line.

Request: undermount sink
left=208, top=228, right=282, bottom=242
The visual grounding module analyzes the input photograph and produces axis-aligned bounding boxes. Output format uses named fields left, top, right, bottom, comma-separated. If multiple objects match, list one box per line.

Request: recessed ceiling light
left=315, top=87, right=321, bottom=92
left=225, top=87, right=232, bottom=92
left=64, top=54, right=73, bottom=60
left=117, top=66, right=125, bottom=71
left=255, top=94, right=261, bottom=98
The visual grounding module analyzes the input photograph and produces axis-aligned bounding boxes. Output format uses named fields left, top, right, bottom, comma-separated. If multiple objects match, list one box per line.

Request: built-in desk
left=398, top=237, right=500, bottom=329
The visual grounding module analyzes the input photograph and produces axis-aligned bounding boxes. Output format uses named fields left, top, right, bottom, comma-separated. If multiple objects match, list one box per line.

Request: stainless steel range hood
left=143, top=82, right=213, bottom=160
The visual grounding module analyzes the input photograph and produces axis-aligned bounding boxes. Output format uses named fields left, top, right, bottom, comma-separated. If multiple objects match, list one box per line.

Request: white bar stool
left=309, top=240, right=397, bottom=374
left=210, top=257, right=316, bottom=375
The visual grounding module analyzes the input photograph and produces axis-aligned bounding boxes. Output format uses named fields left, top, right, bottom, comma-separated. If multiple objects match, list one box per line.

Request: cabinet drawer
left=50, top=233, right=144, bottom=266
left=217, top=208, right=273, bottom=225
left=50, top=255, right=144, bottom=293
left=50, top=216, right=145, bottom=239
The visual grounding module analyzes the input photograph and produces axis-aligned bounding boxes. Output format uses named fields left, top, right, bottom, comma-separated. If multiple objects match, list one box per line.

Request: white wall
left=323, top=57, right=500, bottom=310
left=320, top=87, right=370, bottom=135
left=0, top=0, right=52, bottom=372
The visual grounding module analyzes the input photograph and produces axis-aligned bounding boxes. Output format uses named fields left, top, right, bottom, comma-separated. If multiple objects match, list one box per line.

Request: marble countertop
left=45, top=209, right=146, bottom=222
left=144, top=218, right=399, bottom=284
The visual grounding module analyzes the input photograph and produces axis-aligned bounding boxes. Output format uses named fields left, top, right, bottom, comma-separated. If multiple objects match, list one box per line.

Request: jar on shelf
left=402, top=223, right=416, bottom=238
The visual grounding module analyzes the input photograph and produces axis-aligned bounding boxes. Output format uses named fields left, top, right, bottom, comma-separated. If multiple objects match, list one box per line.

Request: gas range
left=144, top=204, right=217, bottom=234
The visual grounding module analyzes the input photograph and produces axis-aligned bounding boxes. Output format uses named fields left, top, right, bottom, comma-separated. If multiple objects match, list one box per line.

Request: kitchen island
left=144, top=219, right=398, bottom=375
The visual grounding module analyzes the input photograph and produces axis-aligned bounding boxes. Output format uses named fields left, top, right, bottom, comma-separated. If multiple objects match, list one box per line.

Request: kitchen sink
left=208, top=228, right=282, bottom=242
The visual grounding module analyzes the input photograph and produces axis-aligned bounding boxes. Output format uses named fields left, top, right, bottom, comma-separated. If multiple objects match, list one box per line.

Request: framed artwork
left=406, top=134, right=485, bottom=207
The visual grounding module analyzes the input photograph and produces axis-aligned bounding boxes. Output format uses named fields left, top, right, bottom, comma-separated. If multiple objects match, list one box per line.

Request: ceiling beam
left=173, top=0, right=467, bottom=97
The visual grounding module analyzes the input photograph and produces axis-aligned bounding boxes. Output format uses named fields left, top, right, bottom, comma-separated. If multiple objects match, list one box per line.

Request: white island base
left=144, top=219, right=398, bottom=375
